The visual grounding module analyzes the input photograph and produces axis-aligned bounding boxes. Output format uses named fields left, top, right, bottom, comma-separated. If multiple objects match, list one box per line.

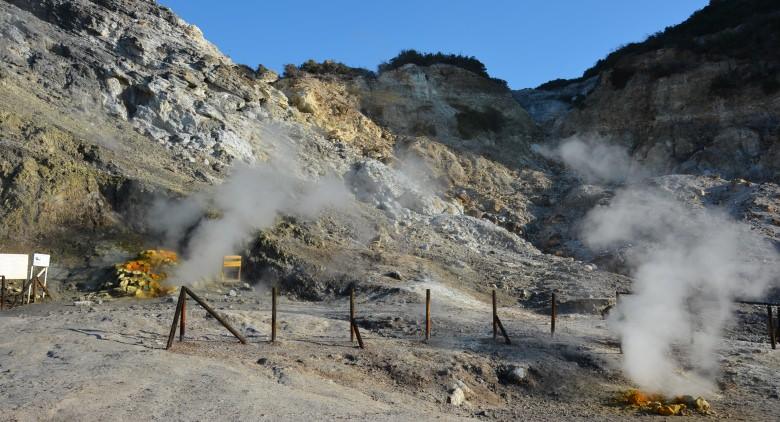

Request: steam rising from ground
left=543, top=137, right=779, bottom=395
left=585, top=189, right=778, bottom=394
left=532, top=136, right=645, bottom=183
left=148, top=126, right=350, bottom=285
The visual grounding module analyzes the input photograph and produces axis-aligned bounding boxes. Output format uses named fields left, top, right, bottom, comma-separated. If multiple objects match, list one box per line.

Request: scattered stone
left=384, top=271, right=403, bottom=280
left=73, top=301, right=93, bottom=306
left=240, top=282, right=252, bottom=291
left=228, top=289, right=237, bottom=297
left=497, top=364, right=529, bottom=384
left=256, top=357, right=268, bottom=365
left=448, top=387, right=466, bottom=406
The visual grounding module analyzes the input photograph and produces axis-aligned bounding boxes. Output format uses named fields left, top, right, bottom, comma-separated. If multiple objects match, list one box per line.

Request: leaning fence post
left=425, top=288, right=431, bottom=341
left=271, top=287, right=278, bottom=343
left=776, top=305, right=780, bottom=341
left=180, top=286, right=247, bottom=344
left=166, top=288, right=186, bottom=350
left=769, top=305, right=776, bottom=350
left=350, top=287, right=355, bottom=343
left=351, top=319, right=365, bottom=349
left=492, top=290, right=497, bottom=341
left=180, top=295, right=186, bottom=342
left=1, top=276, right=5, bottom=310
left=550, top=291, right=557, bottom=337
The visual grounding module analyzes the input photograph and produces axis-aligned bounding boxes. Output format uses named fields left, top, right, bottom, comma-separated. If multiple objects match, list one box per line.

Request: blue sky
left=159, top=0, right=708, bottom=89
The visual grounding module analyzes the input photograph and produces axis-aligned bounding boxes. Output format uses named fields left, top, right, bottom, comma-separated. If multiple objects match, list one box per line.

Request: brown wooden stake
left=495, top=315, right=512, bottom=345
left=35, top=278, right=52, bottom=301
left=31, top=277, right=36, bottom=304
left=776, top=306, right=780, bottom=341
left=425, top=288, right=431, bottom=341
left=550, top=292, right=557, bottom=337
left=11, top=278, right=24, bottom=308
left=492, top=289, right=497, bottom=341
left=351, top=319, right=365, bottom=349
left=350, top=288, right=355, bottom=343
left=181, top=286, right=247, bottom=344
left=166, top=288, right=186, bottom=350
left=769, top=305, right=776, bottom=350
left=1, top=276, right=5, bottom=310
left=271, top=287, right=277, bottom=343
left=179, top=296, right=186, bottom=342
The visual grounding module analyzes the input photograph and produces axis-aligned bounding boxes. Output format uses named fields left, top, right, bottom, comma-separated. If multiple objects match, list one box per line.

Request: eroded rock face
left=355, top=64, right=541, bottom=168
left=0, top=0, right=298, bottom=167
left=527, top=43, right=780, bottom=182
left=274, top=75, right=396, bottom=160
left=1, top=0, right=775, bottom=308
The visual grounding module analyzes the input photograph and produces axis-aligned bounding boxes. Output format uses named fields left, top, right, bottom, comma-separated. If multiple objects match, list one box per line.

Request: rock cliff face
left=521, top=0, right=780, bottom=181
left=0, top=0, right=777, bottom=304
left=0, top=0, right=565, bottom=297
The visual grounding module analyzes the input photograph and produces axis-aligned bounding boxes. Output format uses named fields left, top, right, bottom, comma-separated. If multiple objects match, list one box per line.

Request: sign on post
left=32, top=254, right=51, bottom=268
left=0, top=254, right=29, bottom=280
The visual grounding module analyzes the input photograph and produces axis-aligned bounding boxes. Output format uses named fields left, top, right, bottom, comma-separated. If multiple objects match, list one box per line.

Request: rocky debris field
left=1, top=283, right=778, bottom=421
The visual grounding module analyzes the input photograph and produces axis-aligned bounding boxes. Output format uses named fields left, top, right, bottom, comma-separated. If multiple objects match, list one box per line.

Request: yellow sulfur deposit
left=110, top=249, right=178, bottom=298
left=618, top=389, right=711, bottom=416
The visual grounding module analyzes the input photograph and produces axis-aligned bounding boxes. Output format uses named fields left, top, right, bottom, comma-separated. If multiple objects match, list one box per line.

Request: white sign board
left=32, top=253, right=51, bottom=267
left=0, top=254, right=29, bottom=280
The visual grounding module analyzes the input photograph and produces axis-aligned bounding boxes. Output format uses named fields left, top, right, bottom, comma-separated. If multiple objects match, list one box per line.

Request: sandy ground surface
left=1, top=282, right=779, bottom=421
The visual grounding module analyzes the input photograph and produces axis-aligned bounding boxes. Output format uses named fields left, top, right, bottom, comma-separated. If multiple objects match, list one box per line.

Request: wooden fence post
left=166, top=287, right=247, bottom=349
left=550, top=291, right=557, bottom=337
left=179, top=295, right=186, bottom=341
left=775, top=306, right=780, bottom=339
left=769, top=305, right=776, bottom=350
left=1, top=276, right=5, bottom=310
left=166, top=288, right=186, bottom=350
left=425, top=289, right=431, bottom=341
left=350, top=288, right=355, bottom=343
left=271, top=287, right=277, bottom=343
left=492, top=290, right=497, bottom=341
left=351, top=319, right=365, bottom=349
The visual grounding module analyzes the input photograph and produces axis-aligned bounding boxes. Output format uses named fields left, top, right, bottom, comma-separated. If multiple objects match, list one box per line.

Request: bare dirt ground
left=2, top=282, right=778, bottom=421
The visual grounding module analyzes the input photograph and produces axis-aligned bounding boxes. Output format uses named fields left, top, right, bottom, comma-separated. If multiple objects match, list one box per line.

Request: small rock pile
left=619, top=389, right=711, bottom=416
left=105, top=250, right=178, bottom=298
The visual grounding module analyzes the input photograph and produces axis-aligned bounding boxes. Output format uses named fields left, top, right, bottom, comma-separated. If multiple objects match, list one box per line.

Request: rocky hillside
left=1, top=0, right=778, bottom=307
left=1, top=0, right=585, bottom=302
left=516, top=0, right=780, bottom=181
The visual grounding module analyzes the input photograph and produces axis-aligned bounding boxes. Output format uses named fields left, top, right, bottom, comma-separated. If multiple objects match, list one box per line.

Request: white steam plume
left=584, top=187, right=778, bottom=395
left=541, top=136, right=780, bottom=395
left=532, top=136, right=645, bottom=183
left=149, top=127, right=351, bottom=285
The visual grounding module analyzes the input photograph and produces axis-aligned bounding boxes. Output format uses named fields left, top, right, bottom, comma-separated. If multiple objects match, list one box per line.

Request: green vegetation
left=609, top=67, right=636, bottom=90
left=283, top=59, right=374, bottom=78
left=455, top=107, right=505, bottom=139
left=536, top=78, right=576, bottom=91
left=379, top=49, right=509, bottom=89
left=379, top=50, right=488, bottom=77
left=583, top=0, right=779, bottom=79
left=709, top=64, right=780, bottom=97
left=537, top=0, right=780, bottom=91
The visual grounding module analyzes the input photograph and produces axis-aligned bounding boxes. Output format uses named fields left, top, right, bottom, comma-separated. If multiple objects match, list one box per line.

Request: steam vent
left=0, top=0, right=778, bottom=420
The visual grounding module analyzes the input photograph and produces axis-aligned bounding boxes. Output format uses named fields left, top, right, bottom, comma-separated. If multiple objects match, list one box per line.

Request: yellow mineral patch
left=618, top=389, right=712, bottom=416
left=110, top=249, right=178, bottom=298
